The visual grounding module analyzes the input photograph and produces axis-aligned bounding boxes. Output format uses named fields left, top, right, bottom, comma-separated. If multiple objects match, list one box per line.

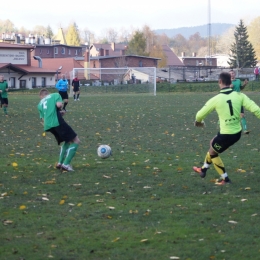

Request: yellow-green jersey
left=196, top=87, right=260, bottom=134
left=37, top=93, right=64, bottom=131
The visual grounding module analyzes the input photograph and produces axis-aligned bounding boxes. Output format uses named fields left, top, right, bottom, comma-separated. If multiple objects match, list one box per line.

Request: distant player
left=0, top=75, right=9, bottom=116
left=37, top=89, right=80, bottom=171
left=193, top=72, right=260, bottom=185
left=56, top=74, right=69, bottom=111
left=230, top=70, right=249, bottom=134
left=72, top=76, right=80, bottom=101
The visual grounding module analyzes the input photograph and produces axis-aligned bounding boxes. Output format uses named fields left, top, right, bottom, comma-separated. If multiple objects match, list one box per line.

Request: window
left=139, top=60, right=143, bottom=67
left=40, top=49, right=42, bottom=54
left=61, top=47, right=65, bottom=54
left=54, top=47, right=58, bottom=54
left=41, top=77, right=46, bottom=87
left=47, top=49, right=50, bottom=54
left=75, top=49, right=78, bottom=55
left=32, top=77, right=36, bottom=88
left=10, top=77, right=15, bottom=88
left=68, top=49, right=71, bottom=55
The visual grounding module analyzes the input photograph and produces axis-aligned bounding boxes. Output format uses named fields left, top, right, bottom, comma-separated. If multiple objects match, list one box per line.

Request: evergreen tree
left=228, top=20, right=257, bottom=68
left=126, top=31, right=149, bottom=56
left=65, top=23, right=81, bottom=46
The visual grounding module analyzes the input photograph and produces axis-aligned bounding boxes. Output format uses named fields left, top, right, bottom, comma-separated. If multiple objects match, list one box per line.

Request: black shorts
left=211, top=131, right=242, bottom=153
left=73, top=86, right=80, bottom=92
left=47, top=122, right=77, bottom=145
left=59, top=91, right=68, bottom=100
left=1, top=98, right=8, bottom=105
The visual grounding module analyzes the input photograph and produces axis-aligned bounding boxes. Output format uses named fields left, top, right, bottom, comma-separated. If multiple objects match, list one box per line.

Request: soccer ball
left=97, top=145, right=112, bottom=159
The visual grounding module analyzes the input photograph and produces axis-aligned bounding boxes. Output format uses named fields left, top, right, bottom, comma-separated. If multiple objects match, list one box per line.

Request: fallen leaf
left=19, top=205, right=26, bottom=210
left=228, top=220, right=238, bottom=224
left=3, top=220, right=13, bottom=225
left=112, top=237, right=120, bottom=242
left=59, top=200, right=65, bottom=205
left=12, top=162, right=18, bottom=167
left=140, top=239, right=148, bottom=242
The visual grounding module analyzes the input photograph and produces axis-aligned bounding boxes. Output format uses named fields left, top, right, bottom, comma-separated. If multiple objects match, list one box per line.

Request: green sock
left=63, top=143, right=79, bottom=165
left=58, top=142, right=70, bottom=164
left=241, top=118, right=247, bottom=131
left=3, top=106, right=7, bottom=114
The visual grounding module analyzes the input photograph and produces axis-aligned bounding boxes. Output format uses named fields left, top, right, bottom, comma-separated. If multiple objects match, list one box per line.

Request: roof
left=91, top=55, right=161, bottom=60
left=162, top=45, right=184, bottom=66
left=0, top=42, right=35, bottom=50
left=0, top=63, right=56, bottom=74
left=93, top=43, right=127, bottom=56
left=31, top=57, right=83, bottom=76
left=52, top=28, right=67, bottom=45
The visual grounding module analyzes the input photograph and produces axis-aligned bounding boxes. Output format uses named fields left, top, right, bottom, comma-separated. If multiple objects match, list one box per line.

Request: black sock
left=63, top=102, right=68, bottom=110
left=77, top=94, right=79, bottom=99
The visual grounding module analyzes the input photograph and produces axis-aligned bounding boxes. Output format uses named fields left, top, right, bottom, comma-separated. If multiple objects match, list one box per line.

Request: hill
left=154, top=23, right=235, bottom=39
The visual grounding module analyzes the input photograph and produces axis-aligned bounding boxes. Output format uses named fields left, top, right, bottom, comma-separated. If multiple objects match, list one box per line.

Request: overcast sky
left=2, top=0, right=259, bottom=35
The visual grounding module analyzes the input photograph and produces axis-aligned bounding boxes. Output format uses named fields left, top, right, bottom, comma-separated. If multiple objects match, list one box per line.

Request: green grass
left=1, top=92, right=260, bottom=259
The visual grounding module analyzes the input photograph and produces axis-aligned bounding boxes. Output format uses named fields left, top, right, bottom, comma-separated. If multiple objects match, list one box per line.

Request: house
left=179, top=52, right=217, bottom=67
left=90, top=43, right=127, bottom=57
left=0, top=42, right=57, bottom=89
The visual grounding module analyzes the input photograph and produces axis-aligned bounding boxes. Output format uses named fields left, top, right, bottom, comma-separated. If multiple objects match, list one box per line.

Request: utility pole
left=207, top=0, right=211, bottom=66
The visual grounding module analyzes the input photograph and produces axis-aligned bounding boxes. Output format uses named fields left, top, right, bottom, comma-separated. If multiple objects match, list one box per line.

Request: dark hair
left=219, top=72, right=231, bottom=86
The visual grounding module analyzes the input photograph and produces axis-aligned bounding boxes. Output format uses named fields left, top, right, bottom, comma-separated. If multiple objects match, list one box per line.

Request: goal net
left=69, top=67, right=156, bottom=96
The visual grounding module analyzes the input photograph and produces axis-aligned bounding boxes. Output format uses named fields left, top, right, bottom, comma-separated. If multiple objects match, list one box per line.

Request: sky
left=2, top=0, right=259, bottom=36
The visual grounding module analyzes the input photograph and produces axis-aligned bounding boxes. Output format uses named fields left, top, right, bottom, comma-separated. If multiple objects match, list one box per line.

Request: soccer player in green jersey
left=230, top=70, right=249, bottom=134
left=193, top=72, right=260, bottom=185
left=0, top=75, right=9, bottom=116
left=38, top=89, right=80, bottom=171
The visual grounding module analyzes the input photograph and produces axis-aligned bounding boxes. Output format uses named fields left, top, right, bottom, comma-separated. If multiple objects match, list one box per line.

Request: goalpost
left=69, top=67, right=157, bottom=96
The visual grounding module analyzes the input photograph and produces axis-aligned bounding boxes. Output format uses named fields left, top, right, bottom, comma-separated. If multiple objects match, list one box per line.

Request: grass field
left=1, top=91, right=260, bottom=260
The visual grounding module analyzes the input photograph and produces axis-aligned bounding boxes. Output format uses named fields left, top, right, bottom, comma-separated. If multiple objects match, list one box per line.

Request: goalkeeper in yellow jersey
left=193, top=72, right=260, bottom=185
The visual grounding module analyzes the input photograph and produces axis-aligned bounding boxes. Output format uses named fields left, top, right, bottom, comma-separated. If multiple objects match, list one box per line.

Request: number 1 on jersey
left=227, top=100, right=233, bottom=116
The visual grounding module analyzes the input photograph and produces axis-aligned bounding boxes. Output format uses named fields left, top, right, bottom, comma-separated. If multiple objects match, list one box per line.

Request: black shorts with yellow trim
left=211, top=131, right=242, bottom=154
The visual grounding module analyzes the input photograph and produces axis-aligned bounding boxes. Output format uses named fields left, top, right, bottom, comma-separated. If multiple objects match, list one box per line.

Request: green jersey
left=196, top=87, right=260, bottom=134
left=232, top=79, right=242, bottom=92
left=0, top=81, right=8, bottom=98
left=37, top=93, right=63, bottom=131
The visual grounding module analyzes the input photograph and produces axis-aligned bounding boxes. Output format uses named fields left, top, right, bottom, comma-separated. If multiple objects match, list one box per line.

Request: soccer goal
left=69, top=67, right=156, bottom=96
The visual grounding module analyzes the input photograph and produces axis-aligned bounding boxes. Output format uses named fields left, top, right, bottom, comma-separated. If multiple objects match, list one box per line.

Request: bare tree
left=80, top=27, right=95, bottom=45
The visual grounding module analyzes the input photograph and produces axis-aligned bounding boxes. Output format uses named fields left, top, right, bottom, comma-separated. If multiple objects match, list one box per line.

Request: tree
left=149, top=45, right=167, bottom=68
left=0, top=19, right=16, bottom=32
left=170, top=34, right=188, bottom=56
left=32, top=25, right=46, bottom=35
left=65, top=23, right=81, bottom=46
left=247, top=16, right=260, bottom=60
left=216, top=26, right=235, bottom=54
left=46, top=25, right=54, bottom=39
left=228, top=20, right=257, bottom=68
left=126, top=31, right=148, bottom=56
left=80, top=27, right=95, bottom=45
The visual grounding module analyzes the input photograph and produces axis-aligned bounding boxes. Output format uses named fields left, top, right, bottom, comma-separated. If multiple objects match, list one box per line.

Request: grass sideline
left=1, top=92, right=260, bottom=259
